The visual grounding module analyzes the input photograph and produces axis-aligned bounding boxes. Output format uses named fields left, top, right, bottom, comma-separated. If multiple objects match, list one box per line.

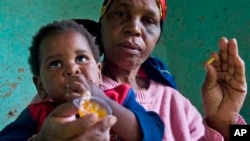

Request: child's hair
left=28, top=20, right=100, bottom=76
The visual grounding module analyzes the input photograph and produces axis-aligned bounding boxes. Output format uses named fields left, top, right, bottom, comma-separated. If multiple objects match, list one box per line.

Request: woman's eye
left=114, top=11, right=127, bottom=18
left=143, top=17, right=156, bottom=25
left=49, top=61, right=61, bottom=68
left=76, top=56, right=87, bottom=63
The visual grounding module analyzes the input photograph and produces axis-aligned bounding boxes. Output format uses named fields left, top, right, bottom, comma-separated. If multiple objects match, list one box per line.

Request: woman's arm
left=0, top=108, right=36, bottom=141
left=103, top=84, right=164, bottom=141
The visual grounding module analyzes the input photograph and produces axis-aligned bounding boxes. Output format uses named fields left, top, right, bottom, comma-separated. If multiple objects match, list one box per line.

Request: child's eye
left=49, top=61, right=62, bottom=68
left=76, top=56, right=87, bottom=63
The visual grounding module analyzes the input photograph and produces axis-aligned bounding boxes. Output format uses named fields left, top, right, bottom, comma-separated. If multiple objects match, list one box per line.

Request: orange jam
left=78, top=98, right=109, bottom=119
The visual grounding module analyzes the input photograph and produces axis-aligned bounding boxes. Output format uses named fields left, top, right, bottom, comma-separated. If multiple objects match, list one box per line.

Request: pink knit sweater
left=102, top=75, right=245, bottom=141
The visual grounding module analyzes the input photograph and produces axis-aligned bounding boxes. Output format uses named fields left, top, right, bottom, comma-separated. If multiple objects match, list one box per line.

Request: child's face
left=35, top=30, right=102, bottom=104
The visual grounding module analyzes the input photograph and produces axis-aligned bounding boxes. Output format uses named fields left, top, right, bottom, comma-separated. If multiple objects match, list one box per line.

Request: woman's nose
left=124, top=18, right=142, bottom=36
left=64, top=64, right=81, bottom=76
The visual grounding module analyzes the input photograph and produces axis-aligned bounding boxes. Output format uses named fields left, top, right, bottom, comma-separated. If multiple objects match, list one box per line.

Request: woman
left=98, top=0, right=247, bottom=140
left=9, top=0, right=247, bottom=141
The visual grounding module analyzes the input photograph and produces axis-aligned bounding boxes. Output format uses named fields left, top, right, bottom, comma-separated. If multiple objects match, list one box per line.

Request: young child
left=0, top=20, right=164, bottom=141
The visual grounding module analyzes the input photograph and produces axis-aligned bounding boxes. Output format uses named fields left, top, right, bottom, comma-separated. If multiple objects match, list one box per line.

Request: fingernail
left=108, top=116, right=117, bottom=125
left=220, top=36, right=226, bottom=40
left=89, top=114, right=98, bottom=123
left=204, top=65, right=208, bottom=72
left=231, top=38, right=236, bottom=42
left=82, top=91, right=91, bottom=98
left=73, top=97, right=81, bottom=108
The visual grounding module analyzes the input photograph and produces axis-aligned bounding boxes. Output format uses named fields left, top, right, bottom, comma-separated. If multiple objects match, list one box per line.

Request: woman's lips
left=117, top=42, right=141, bottom=54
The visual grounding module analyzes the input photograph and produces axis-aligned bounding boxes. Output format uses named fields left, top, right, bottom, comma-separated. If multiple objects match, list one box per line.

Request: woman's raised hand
left=201, top=37, right=247, bottom=140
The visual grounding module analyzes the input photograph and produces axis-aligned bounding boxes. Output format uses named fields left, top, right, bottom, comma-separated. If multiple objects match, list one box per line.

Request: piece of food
left=78, top=98, right=109, bottom=119
left=73, top=91, right=112, bottom=120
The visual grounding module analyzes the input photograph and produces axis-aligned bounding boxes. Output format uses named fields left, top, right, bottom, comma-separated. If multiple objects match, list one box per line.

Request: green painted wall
left=0, top=0, right=249, bottom=130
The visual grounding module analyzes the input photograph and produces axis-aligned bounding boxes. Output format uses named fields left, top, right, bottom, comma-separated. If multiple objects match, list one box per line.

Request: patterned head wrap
left=100, top=0, right=167, bottom=23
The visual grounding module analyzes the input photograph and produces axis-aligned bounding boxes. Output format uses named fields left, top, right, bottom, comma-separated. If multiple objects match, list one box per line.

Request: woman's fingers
left=50, top=101, right=78, bottom=117
left=44, top=102, right=117, bottom=140
left=218, top=37, right=238, bottom=74
left=218, top=37, right=229, bottom=72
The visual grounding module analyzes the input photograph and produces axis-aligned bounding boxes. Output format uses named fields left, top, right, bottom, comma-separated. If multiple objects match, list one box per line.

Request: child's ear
left=97, top=62, right=102, bottom=71
left=32, top=76, right=47, bottom=99
left=97, top=63, right=103, bottom=85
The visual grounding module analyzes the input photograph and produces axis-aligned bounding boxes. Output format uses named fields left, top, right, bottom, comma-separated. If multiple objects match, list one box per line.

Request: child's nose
left=64, top=64, right=81, bottom=76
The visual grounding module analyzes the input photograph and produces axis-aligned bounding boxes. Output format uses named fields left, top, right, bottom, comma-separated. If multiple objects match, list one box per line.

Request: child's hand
left=65, top=74, right=91, bottom=100
left=66, top=74, right=106, bottom=98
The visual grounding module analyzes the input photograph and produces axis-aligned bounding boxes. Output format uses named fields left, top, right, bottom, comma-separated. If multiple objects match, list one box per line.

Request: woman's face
left=36, top=30, right=102, bottom=104
left=101, top=0, right=161, bottom=70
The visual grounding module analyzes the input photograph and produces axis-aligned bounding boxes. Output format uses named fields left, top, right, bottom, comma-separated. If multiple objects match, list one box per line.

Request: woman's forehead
left=101, top=0, right=166, bottom=21
left=111, top=0, right=160, bottom=15
left=111, top=0, right=159, bottom=9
